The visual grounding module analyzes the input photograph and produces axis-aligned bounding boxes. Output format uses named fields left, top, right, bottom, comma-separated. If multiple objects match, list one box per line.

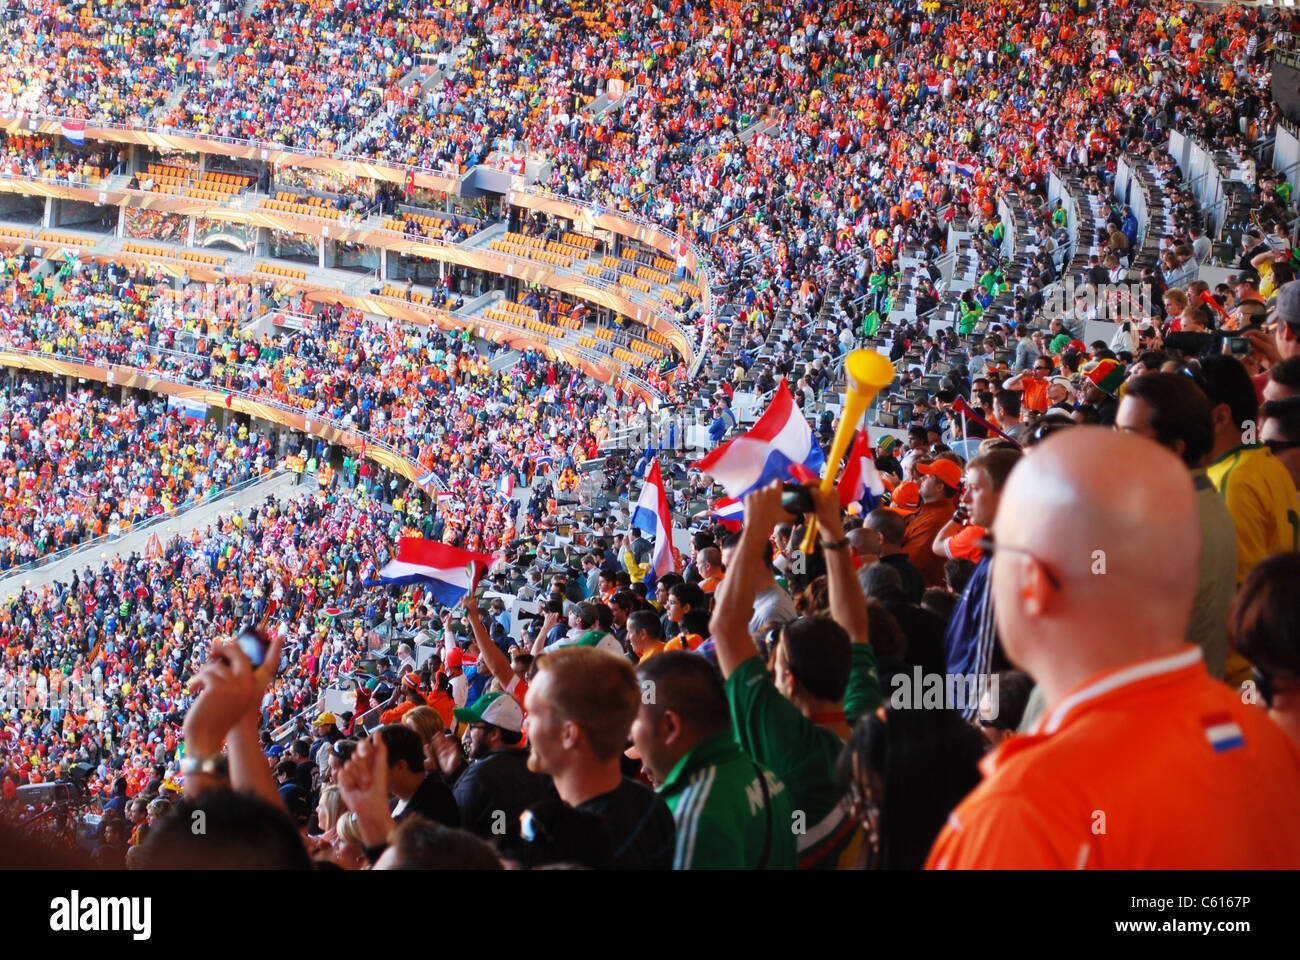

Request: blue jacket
left=708, top=408, right=737, bottom=443
left=942, top=554, right=1000, bottom=720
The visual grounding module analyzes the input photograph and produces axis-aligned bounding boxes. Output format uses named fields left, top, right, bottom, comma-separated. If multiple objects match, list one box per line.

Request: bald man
left=927, top=428, right=1300, bottom=869
left=695, top=547, right=725, bottom=594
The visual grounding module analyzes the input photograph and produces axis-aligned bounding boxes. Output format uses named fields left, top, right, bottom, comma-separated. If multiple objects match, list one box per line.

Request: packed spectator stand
left=0, top=0, right=1298, bottom=879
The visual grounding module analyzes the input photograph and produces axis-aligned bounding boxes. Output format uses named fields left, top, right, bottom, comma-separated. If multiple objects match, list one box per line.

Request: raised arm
left=529, top=609, right=561, bottom=657
left=710, top=480, right=789, bottom=679
left=808, top=486, right=868, bottom=646
left=181, top=631, right=285, bottom=809
left=464, top=600, right=512, bottom=693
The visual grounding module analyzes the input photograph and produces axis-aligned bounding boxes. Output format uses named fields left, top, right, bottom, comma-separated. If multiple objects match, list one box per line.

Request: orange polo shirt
left=927, top=646, right=1300, bottom=868
left=637, top=641, right=666, bottom=664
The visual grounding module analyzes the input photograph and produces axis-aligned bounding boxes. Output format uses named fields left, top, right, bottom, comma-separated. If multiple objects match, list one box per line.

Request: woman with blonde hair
left=332, top=811, right=369, bottom=870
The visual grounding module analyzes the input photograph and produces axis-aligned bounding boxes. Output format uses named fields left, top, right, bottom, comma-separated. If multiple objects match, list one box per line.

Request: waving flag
left=61, top=120, right=86, bottom=145
left=630, top=459, right=675, bottom=586
left=837, top=429, right=886, bottom=511
left=371, top=538, right=498, bottom=606
left=496, top=473, right=514, bottom=501
left=952, top=395, right=1021, bottom=448
left=416, top=469, right=440, bottom=490
left=953, top=159, right=977, bottom=179
left=711, top=496, right=744, bottom=533
left=696, top=379, right=825, bottom=498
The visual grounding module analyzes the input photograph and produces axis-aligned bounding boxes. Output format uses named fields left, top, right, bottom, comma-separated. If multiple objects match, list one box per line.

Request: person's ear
left=660, top=710, right=682, bottom=746
left=560, top=719, right=581, bottom=752
left=1019, top=554, right=1055, bottom=618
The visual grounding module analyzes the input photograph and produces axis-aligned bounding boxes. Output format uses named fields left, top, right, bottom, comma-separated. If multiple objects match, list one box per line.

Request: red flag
left=404, top=170, right=415, bottom=195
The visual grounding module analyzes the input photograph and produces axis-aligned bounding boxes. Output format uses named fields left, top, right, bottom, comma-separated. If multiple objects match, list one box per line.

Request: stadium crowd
left=0, top=0, right=1299, bottom=873
left=0, top=379, right=270, bottom=573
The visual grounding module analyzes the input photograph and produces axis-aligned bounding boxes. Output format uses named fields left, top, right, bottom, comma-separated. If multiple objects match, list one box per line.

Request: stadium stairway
left=0, top=468, right=298, bottom=602
left=488, top=347, right=522, bottom=373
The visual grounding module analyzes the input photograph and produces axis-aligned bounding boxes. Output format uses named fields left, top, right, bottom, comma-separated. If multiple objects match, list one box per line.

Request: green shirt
left=725, top=645, right=882, bottom=869
left=958, top=302, right=983, bottom=335
left=658, top=732, right=796, bottom=870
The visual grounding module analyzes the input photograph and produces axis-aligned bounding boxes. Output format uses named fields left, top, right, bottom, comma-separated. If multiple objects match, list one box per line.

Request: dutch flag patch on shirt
left=1202, top=713, right=1246, bottom=753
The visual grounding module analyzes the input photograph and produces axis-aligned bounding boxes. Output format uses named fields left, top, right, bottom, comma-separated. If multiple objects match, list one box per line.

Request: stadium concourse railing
left=0, top=466, right=287, bottom=583
left=0, top=112, right=713, bottom=366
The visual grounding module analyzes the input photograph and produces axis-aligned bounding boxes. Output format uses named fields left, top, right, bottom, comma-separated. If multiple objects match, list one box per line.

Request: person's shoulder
left=581, top=776, right=658, bottom=813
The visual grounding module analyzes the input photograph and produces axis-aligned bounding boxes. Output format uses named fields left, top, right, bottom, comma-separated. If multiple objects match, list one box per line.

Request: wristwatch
left=179, top=752, right=223, bottom=777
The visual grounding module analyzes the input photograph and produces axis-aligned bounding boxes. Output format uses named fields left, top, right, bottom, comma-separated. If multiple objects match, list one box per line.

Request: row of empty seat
left=40, top=231, right=92, bottom=246
left=590, top=324, right=662, bottom=358
left=255, top=262, right=307, bottom=280
left=488, top=237, right=572, bottom=268
left=485, top=303, right=567, bottom=339
left=380, top=284, right=435, bottom=304
left=262, top=196, right=345, bottom=220
left=636, top=264, right=671, bottom=286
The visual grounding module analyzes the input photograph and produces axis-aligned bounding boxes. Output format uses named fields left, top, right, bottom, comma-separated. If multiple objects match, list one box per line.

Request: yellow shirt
left=1207, top=444, right=1300, bottom=684
left=1207, top=444, right=1300, bottom=581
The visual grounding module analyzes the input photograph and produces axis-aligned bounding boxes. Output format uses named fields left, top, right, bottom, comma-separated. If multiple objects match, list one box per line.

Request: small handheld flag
left=630, top=460, right=676, bottom=586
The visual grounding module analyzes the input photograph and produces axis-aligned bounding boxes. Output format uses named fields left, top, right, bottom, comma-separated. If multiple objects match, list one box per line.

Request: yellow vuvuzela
left=798, top=349, right=896, bottom=556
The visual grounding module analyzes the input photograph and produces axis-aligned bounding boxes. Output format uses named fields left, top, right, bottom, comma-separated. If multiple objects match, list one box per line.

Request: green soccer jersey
left=658, top=732, right=796, bottom=870
left=726, top=645, right=882, bottom=869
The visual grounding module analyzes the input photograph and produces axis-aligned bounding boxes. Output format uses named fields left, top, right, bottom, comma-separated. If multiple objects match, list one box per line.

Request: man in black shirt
left=864, top=508, right=926, bottom=604
left=380, top=725, right=460, bottom=828
left=435, top=692, right=555, bottom=841
left=290, top=737, right=315, bottom=793
left=522, top=647, right=675, bottom=869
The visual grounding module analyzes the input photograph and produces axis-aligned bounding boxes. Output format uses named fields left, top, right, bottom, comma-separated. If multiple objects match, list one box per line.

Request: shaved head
left=990, top=428, right=1200, bottom=710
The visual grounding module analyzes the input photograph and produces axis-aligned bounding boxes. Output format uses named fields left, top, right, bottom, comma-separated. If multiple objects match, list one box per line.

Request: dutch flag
left=497, top=473, right=514, bottom=501
left=711, top=496, right=744, bottom=532
left=630, top=459, right=676, bottom=586
left=953, top=159, right=977, bottom=179
left=837, top=429, right=886, bottom=511
left=1107, top=48, right=1122, bottom=67
left=416, top=469, right=440, bottom=489
left=696, top=379, right=825, bottom=499
left=62, top=120, right=86, bottom=146
left=371, top=537, right=498, bottom=606
left=1202, top=713, right=1246, bottom=753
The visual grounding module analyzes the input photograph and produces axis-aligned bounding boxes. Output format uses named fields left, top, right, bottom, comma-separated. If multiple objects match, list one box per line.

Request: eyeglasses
left=975, top=537, right=1062, bottom=589
left=1264, top=439, right=1300, bottom=454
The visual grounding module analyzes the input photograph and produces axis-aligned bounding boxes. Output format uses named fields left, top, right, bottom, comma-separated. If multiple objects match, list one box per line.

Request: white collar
left=1033, top=645, right=1204, bottom=736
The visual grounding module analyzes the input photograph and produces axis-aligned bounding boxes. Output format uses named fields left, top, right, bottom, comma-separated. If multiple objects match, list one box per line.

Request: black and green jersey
left=726, top=644, right=882, bottom=869
left=658, top=732, right=796, bottom=870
